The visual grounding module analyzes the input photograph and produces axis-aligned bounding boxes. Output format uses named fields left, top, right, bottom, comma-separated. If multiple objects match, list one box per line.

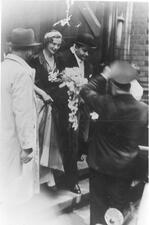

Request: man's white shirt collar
left=70, top=45, right=82, bottom=64
left=70, top=45, right=85, bottom=77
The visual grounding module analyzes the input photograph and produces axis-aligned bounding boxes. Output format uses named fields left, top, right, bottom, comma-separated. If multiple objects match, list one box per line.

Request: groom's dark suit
left=57, top=48, right=95, bottom=189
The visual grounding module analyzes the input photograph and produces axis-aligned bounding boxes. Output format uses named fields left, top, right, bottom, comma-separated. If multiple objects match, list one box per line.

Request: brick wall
left=116, top=2, right=148, bottom=104
left=130, top=2, right=148, bottom=104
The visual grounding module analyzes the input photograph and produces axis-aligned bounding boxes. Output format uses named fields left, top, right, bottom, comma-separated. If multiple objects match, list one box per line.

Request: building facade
left=2, top=1, right=148, bottom=103
left=116, top=2, right=148, bottom=104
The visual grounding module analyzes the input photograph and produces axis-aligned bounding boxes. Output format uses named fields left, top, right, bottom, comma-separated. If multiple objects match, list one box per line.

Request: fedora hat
left=75, top=33, right=96, bottom=48
left=10, top=28, right=41, bottom=48
left=110, top=61, right=139, bottom=84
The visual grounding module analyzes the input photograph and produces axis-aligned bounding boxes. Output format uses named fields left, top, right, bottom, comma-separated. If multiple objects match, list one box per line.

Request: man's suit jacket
left=80, top=76, right=148, bottom=178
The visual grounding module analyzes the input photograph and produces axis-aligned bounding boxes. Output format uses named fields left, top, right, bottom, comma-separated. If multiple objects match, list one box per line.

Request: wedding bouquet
left=59, top=67, right=88, bottom=130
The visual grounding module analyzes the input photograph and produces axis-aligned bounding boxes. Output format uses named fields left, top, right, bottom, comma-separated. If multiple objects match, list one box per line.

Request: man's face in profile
left=75, top=46, right=89, bottom=61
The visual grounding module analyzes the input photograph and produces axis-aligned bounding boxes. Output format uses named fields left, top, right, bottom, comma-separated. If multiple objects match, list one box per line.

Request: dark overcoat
left=80, top=76, right=148, bottom=178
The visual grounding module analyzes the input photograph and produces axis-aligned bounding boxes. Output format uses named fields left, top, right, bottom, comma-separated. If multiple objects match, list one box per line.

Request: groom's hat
left=75, top=33, right=96, bottom=48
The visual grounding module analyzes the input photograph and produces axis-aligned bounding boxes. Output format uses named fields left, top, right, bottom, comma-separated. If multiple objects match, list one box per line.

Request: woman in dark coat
left=30, top=30, right=64, bottom=189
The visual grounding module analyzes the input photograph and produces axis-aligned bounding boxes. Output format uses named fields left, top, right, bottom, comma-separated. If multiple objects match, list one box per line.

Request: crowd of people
left=1, top=27, right=148, bottom=225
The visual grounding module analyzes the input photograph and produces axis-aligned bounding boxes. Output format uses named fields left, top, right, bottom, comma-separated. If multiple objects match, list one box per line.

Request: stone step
left=40, top=156, right=89, bottom=185
left=73, top=205, right=90, bottom=225
left=2, top=178, right=89, bottom=225
left=47, top=178, right=89, bottom=212
left=1, top=159, right=90, bottom=225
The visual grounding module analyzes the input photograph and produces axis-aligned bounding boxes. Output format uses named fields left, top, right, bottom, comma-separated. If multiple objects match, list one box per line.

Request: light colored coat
left=0, top=54, right=39, bottom=203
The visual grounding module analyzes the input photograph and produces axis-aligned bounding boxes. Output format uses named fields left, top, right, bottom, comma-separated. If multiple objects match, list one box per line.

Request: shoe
left=47, top=183, right=58, bottom=192
left=70, top=184, right=81, bottom=194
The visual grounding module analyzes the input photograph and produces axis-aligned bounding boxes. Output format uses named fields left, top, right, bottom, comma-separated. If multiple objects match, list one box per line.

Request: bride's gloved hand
left=42, top=93, right=53, bottom=104
left=34, top=85, right=53, bottom=103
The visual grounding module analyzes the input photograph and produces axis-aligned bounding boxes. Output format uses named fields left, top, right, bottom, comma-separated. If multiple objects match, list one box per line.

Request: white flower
left=59, top=67, right=88, bottom=130
left=90, top=112, right=99, bottom=120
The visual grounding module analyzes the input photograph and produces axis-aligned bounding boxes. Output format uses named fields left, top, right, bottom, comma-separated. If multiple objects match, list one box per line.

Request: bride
left=30, top=30, right=64, bottom=189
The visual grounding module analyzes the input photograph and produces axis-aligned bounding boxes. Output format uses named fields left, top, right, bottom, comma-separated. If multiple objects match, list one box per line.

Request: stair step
left=2, top=159, right=90, bottom=225
left=73, top=205, right=90, bottom=225
left=2, top=178, right=89, bottom=225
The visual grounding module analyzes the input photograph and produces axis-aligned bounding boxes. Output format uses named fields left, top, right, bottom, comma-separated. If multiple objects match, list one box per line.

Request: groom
left=57, top=33, right=96, bottom=194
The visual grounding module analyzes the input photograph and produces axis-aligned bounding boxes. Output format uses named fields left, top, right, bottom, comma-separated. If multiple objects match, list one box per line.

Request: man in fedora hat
left=80, top=61, right=148, bottom=225
left=0, top=28, right=41, bottom=203
left=54, top=33, right=96, bottom=194
left=59, top=33, right=96, bottom=78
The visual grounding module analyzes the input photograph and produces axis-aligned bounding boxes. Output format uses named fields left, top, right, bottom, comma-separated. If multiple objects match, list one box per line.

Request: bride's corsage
left=48, top=69, right=62, bottom=83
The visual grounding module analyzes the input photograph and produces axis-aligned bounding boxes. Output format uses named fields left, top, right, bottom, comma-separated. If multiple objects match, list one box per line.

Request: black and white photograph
left=0, top=0, right=148, bottom=225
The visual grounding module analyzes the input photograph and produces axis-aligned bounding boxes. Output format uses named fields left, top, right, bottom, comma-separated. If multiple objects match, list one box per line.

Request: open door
left=2, top=0, right=117, bottom=66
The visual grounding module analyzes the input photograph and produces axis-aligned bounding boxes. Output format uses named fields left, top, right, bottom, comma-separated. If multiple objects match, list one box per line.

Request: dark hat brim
left=10, top=42, right=41, bottom=48
left=75, top=41, right=96, bottom=49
